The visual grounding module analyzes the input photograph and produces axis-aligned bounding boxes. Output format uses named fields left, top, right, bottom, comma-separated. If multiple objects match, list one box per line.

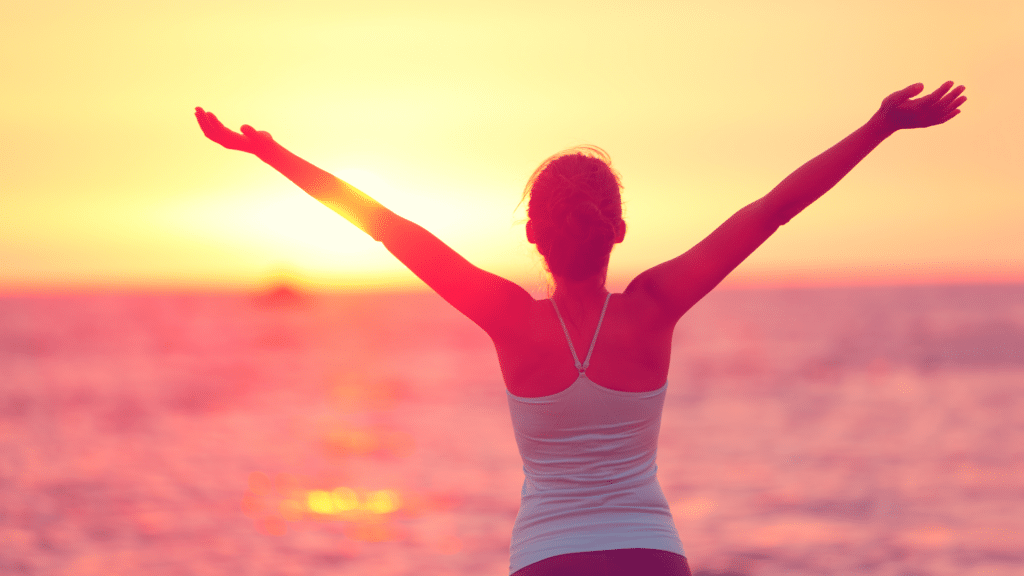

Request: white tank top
left=505, top=294, right=685, bottom=574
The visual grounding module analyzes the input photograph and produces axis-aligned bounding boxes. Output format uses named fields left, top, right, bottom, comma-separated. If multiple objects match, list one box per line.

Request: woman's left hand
left=874, top=81, right=966, bottom=132
left=195, top=107, right=275, bottom=155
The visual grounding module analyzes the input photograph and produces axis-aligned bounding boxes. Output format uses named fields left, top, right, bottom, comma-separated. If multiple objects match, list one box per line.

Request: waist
left=510, top=478, right=683, bottom=574
left=522, top=457, right=658, bottom=494
left=520, top=465, right=666, bottom=505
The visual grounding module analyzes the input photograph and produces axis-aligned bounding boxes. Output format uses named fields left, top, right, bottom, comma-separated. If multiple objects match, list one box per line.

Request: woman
left=196, top=81, right=965, bottom=575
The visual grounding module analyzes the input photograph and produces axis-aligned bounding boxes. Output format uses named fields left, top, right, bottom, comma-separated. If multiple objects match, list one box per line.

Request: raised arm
left=627, top=81, right=967, bottom=322
left=194, top=108, right=533, bottom=335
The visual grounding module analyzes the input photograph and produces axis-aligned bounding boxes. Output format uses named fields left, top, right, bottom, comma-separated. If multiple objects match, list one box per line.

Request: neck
left=551, top=270, right=609, bottom=304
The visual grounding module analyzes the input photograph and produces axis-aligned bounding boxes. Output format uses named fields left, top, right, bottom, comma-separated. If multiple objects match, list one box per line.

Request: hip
left=512, top=548, right=691, bottom=576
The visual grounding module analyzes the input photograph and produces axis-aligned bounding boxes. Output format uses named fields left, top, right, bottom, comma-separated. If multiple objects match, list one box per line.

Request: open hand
left=195, top=107, right=275, bottom=154
left=875, top=81, right=966, bottom=131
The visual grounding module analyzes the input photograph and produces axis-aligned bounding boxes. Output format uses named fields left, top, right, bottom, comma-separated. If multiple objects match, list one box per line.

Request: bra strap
left=551, top=293, right=612, bottom=374
left=581, top=293, right=612, bottom=371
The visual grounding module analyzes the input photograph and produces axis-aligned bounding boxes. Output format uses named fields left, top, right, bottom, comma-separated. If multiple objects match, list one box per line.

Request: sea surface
left=1, top=284, right=1022, bottom=576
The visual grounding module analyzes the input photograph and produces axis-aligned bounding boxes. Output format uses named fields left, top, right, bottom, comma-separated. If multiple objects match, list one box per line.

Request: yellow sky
left=2, top=1, right=1022, bottom=292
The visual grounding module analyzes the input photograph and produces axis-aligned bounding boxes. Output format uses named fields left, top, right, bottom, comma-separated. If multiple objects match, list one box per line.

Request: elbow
left=776, top=211, right=796, bottom=227
left=751, top=197, right=793, bottom=229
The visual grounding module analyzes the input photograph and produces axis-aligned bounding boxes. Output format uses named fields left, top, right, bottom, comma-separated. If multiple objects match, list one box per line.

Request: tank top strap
left=551, top=293, right=612, bottom=374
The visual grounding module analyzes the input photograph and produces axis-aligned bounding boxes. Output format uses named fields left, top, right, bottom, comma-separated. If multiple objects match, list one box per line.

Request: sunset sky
left=3, top=0, right=1022, bottom=293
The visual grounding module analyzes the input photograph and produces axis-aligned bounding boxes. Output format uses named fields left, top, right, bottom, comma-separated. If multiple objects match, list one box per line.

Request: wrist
left=254, top=140, right=287, bottom=164
left=865, top=113, right=898, bottom=140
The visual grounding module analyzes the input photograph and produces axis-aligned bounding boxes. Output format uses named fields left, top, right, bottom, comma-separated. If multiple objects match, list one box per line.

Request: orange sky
left=3, top=1, right=1022, bottom=292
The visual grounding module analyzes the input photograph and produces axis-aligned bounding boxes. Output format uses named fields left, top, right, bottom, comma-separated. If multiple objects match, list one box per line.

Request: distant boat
left=257, top=282, right=306, bottom=307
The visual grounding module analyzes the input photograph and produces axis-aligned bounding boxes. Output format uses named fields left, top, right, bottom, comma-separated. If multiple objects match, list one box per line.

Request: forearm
left=256, top=142, right=392, bottom=240
left=764, top=114, right=895, bottom=225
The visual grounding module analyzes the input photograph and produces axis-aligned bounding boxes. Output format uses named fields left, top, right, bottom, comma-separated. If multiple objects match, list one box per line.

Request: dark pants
left=512, top=549, right=692, bottom=576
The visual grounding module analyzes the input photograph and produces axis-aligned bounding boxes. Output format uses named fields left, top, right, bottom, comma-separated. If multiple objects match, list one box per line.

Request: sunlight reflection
left=243, top=469, right=409, bottom=541
left=332, top=487, right=359, bottom=511
left=365, top=489, right=400, bottom=514
left=306, top=487, right=401, bottom=516
left=307, top=490, right=334, bottom=515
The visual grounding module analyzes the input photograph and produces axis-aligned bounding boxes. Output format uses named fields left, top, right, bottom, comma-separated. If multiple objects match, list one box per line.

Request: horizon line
left=3, top=273, right=1022, bottom=296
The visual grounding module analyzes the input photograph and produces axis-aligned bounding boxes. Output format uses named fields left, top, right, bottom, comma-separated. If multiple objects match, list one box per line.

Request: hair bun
left=566, top=201, right=613, bottom=242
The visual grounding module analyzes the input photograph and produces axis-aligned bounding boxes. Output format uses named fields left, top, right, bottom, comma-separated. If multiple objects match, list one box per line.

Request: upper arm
left=626, top=197, right=783, bottom=322
left=376, top=211, right=534, bottom=338
left=262, top=154, right=535, bottom=332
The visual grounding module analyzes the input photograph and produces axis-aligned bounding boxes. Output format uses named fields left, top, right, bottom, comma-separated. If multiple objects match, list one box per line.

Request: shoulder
left=619, top=276, right=684, bottom=331
left=488, top=296, right=554, bottom=344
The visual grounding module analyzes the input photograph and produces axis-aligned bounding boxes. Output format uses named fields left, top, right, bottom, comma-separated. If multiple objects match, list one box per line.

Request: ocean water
left=1, top=284, right=1022, bottom=576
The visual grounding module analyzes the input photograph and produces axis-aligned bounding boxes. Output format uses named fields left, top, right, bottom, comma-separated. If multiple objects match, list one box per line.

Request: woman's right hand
left=874, top=81, right=967, bottom=132
left=195, top=107, right=276, bottom=155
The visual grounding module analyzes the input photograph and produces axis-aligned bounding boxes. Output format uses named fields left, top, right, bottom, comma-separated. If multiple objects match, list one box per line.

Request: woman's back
left=503, top=290, right=686, bottom=574
left=496, top=290, right=675, bottom=398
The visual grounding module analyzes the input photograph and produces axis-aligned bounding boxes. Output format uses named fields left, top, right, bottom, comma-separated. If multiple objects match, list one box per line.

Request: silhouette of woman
left=196, top=81, right=965, bottom=576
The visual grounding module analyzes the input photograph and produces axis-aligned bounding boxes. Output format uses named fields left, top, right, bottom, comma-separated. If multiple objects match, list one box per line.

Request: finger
left=904, top=82, right=925, bottom=95
left=894, top=82, right=924, bottom=103
left=196, top=110, right=234, bottom=143
left=209, top=113, right=235, bottom=134
left=882, top=83, right=923, bottom=110
left=921, top=81, right=954, bottom=106
left=199, top=114, right=221, bottom=135
left=935, top=108, right=961, bottom=125
left=937, top=85, right=966, bottom=109
left=195, top=110, right=214, bottom=132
